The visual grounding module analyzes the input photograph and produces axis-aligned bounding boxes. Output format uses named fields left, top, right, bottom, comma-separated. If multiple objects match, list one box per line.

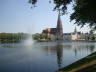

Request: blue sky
left=0, top=0, right=89, bottom=34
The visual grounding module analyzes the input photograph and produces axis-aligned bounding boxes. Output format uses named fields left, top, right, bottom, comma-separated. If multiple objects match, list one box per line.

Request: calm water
left=0, top=42, right=96, bottom=72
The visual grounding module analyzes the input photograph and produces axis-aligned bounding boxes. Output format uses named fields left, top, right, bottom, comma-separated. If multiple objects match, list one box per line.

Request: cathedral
left=56, top=11, right=63, bottom=40
left=42, top=12, right=88, bottom=41
left=42, top=11, right=63, bottom=40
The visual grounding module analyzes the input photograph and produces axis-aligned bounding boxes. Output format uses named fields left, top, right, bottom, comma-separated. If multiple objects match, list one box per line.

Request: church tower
left=56, top=10, right=63, bottom=40
left=74, top=27, right=77, bottom=34
left=56, top=11, right=63, bottom=35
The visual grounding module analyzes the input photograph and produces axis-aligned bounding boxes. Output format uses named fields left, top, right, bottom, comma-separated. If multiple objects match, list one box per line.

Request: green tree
left=0, top=33, right=28, bottom=43
left=70, top=0, right=96, bottom=30
left=32, top=33, right=48, bottom=40
left=29, top=0, right=96, bottom=30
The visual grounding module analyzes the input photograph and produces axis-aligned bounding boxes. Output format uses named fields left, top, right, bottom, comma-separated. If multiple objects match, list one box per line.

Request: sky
left=0, top=0, right=90, bottom=34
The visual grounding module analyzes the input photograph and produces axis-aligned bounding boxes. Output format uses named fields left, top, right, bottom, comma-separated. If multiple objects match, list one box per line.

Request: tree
left=28, top=0, right=72, bottom=14
left=29, top=0, right=96, bottom=30
left=70, top=0, right=96, bottom=30
left=32, top=33, right=48, bottom=40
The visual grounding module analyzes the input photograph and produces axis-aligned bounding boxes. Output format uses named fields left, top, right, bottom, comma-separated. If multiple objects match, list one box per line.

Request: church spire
left=74, top=27, right=77, bottom=33
left=56, top=9, right=63, bottom=35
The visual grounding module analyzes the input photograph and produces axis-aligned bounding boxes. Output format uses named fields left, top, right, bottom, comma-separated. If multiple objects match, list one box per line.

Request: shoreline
left=57, top=52, right=96, bottom=72
left=37, top=40, right=96, bottom=42
left=1, top=40, right=96, bottom=43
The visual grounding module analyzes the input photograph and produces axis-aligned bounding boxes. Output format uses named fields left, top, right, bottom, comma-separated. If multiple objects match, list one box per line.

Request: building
left=42, top=28, right=57, bottom=35
left=42, top=11, right=63, bottom=40
left=56, top=11, right=63, bottom=40
left=62, top=27, right=86, bottom=41
left=42, top=11, right=93, bottom=41
left=42, top=28, right=57, bottom=40
left=63, top=33, right=71, bottom=40
left=71, top=27, right=82, bottom=40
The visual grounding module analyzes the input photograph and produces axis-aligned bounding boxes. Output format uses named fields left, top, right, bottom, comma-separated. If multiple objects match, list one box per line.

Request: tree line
left=0, top=33, right=28, bottom=43
left=32, top=33, right=48, bottom=40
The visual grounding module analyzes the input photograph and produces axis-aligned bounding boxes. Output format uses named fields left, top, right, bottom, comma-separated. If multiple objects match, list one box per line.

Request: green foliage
left=32, top=33, right=48, bottom=40
left=0, top=33, right=28, bottom=43
left=28, top=0, right=37, bottom=7
left=29, top=0, right=37, bottom=5
left=29, top=0, right=72, bottom=14
left=53, top=0, right=72, bottom=14
left=91, top=36, right=95, bottom=41
left=32, top=33, right=40, bottom=40
left=29, top=0, right=96, bottom=30
left=70, top=0, right=96, bottom=29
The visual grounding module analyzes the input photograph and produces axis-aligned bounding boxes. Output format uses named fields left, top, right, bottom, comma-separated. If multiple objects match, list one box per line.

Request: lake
left=0, top=42, right=96, bottom=72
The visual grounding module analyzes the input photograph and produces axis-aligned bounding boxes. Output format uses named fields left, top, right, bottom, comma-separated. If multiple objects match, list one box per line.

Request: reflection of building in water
left=56, top=44, right=63, bottom=68
left=43, top=44, right=63, bottom=68
left=71, top=42, right=78, bottom=57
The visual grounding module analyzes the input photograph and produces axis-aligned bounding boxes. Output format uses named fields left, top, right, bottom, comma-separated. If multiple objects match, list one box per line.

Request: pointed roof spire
left=56, top=9, right=63, bottom=35
left=74, top=26, right=77, bottom=33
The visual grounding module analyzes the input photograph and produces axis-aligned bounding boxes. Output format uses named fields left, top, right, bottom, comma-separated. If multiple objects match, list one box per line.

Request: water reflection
left=55, top=43, right=63, bottom=68
left=89, top=45, right=95, bottom=53
left=0, top=43, right=17, bottom=48
left=0, top=42, right=96, bottom=72
left=42, top=42, right=96, bottom=69
left=42, top=42, right=63, bottom=68
left=0, top=42, right=34, bottom=49
left=71, top=42, right=96, bottom=57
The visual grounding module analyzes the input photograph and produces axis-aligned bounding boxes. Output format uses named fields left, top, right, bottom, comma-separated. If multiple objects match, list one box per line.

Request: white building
left=63, top=33, right=71, bottom=40
left=63, top=27, right=85, bottom=41
left=71, top=32, right=81, bottom=40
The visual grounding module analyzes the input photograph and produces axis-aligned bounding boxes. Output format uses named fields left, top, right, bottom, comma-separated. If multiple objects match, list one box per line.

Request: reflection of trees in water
left=82, top=44, right=95, bottom=53
left=89, top=45, right=95, bottom=53
left=72, top=42, right=96, bottom=57
left=0, top=43, right=16, bottom=48
left=0, top=43, right=29, bottom=48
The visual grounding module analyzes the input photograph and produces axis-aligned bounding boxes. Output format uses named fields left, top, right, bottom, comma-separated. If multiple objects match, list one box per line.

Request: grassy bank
left=58, top=52, right=96, bottom=72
